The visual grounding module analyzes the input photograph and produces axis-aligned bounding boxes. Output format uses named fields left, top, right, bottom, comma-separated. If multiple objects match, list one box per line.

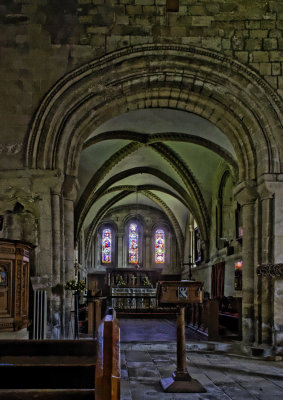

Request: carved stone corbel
left=257, top=264, right=283, bottom=278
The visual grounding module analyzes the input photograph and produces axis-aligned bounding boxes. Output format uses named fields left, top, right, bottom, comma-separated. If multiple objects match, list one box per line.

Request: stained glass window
left=102, top=228, right=111, bottom=263
left=129, top=223, right=138, bottom=264
left=155, top=229, right=165, bottom=263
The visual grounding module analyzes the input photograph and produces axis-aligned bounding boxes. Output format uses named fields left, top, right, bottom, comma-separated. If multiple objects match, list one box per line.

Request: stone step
left=121, top=340, right=281, bottom=360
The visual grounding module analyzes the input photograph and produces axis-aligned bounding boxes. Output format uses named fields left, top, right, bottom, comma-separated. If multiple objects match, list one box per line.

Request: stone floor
left=119, top=318, right=283, bottom=400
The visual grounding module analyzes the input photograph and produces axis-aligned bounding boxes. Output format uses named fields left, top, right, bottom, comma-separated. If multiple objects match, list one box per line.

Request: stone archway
left=24, top=44, right=283, bottom=342
left=26, top=44, right=282, bottom=177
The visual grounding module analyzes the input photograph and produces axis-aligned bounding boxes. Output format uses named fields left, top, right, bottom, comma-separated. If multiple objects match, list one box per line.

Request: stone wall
left=1, top=0, right=283, bottom=170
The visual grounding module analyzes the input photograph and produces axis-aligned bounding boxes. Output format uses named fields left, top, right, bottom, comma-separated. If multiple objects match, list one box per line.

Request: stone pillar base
left=160, top=373, right=206, bottom=393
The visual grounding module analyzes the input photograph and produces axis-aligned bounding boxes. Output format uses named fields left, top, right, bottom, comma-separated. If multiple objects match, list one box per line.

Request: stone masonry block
left=170, top=26, right=186, bottom=37
left=245, top=38, right=262, bottom=51
left=134, top=16, right=152, bottom=26
left=130, top=35, right=152, bottom=45
left=135, top=0, right=155, bottom=5
left=115, top=15, right=129, bottom=24
left=90, top=35, right=105, bottom=46
left=231, top=35, right=244, bottom=50
left=222, top=38, right=231, bottom=50
left=235, top=51, right=249, bottom=63
left=278, top=76, right=283, bottom=89
left=250, top=29, right=268, bottom=38
left=87, top=26, right=109, bottom=34
left=245, top=21, right=261, bottom=29
left=265, top=76, right=277, bottom=88
left=259, top=62, right=271, bottom=76
left=202, top=37, right=221, bottom=51
left=252, top=51, right=269, bottom=62
left=261, top=20, right=276, bottom=29
left=263, top=38, right=278, bottom=50
left=189, top=5, right=206, bottom=15
left=191, top=16, right=214, bottom=27
left=79, top=15, right=93, bottom=24
left=126, top=5, right=142, bottom=14
left=249, top=62, right=260, bottom=71
left=114, top=5, right=126, bottom=15
left=272, top=63, right=281, bottom=75
left=178, top=5, right=188, bottom=13
left=142, top=6, right=156, bottom=14
left=278, top=38, right=283, bottom=51
left=269, top=29, right=282, bottom=38
left=270, top=51, right=283, bottom=61
left=205, top=3, right=220, bottom=14
left=181, top=36, right=202, bottom=46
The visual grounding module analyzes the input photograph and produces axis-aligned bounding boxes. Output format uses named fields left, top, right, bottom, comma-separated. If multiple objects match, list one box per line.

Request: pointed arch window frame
left=128, top=222, right=139, bottom=264
left=155, top=228, right=166, bottom=264
left=102, top=228, right=112, bottom=264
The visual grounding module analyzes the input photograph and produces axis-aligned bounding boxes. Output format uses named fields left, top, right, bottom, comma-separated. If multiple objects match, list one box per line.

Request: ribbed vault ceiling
left=75, top=108, right=237, bottom=253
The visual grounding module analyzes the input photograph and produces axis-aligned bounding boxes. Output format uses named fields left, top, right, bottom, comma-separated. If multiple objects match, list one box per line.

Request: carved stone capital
left=233, top=180, right=258, bottom=206
left=257, top=264, right=283, bottom=278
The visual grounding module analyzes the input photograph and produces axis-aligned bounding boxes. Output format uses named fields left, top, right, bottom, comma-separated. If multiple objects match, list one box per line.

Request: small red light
left=235, top=261, right=243, bottom=270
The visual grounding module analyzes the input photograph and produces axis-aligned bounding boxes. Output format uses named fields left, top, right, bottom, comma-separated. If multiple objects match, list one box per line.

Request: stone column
left=145, top=234, right=151, bottom=269
left=50, top=191, right=63, bottom=338
left=258, top=184, right=274, bottom=345
left=234, top=182, right=258, bottom=344
left=51, top=191, right=61, bottom=285
left=183, top=214, right=193, bottom=278
left=117, top=232, right=124, bottom=268
left=262, top=179, right=283, bottom=347
left=62, top=176, right=78, bottom=338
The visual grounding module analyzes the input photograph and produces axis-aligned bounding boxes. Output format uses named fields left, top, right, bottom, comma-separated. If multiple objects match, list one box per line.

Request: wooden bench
left=218, top=297, right=242, bottom=339
left=0, top=312, right=120, bottom=400
left=186, top=297, right=242, bottom=341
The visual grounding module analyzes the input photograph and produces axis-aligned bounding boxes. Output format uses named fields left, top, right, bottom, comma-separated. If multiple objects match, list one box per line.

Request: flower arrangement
left=116, top=276, right=126, bottom=287
left=64, top=279, right=86, bottom=293
left=142, top=276, right=152, bottom=288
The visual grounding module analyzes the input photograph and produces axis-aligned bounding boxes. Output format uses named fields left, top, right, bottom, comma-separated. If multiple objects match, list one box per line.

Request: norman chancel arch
left=0, top=39, right=283, bottom=358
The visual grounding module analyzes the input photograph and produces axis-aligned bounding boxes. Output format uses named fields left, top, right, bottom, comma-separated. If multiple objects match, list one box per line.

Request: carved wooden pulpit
left=0, top=239, right=33, bottom=333
left=157, top=280, right=206, bottom=393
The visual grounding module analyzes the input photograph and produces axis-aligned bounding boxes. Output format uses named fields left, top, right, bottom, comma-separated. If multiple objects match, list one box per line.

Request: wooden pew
left=186, top=297, right=242, bottom=341
left=186, top=299, right=220, bottom=341
left=0, top=312, right=120, bottom=400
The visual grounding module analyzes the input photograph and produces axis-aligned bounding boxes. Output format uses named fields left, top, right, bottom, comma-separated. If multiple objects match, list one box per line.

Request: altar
left=111, top=287, right=157, bottom=310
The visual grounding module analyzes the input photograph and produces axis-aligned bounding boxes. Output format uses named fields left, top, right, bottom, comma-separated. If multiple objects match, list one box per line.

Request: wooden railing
left=0, top=311, right=120, bottom=400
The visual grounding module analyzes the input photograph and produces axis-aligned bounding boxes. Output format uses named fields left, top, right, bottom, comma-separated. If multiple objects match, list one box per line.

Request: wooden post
left=176, top=306, right=187, bottom=374
left=95, top=311, right=120, bottom=400
left=160, top=305, right=205, bottom=392
left=157, top=281, right=206, bottom=392
left=74, top=293, right=79, bottom=339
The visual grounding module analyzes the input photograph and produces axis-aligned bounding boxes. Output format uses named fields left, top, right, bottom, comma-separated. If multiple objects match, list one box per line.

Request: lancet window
left=102, top=228, right=112, bottom=263
left=155, top=229, right=165, bottom=263
left=129, top=223, right=139, bottom=264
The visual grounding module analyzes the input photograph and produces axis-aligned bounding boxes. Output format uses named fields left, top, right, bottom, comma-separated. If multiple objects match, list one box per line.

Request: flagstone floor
left=119, top=319, right=283, bottom=400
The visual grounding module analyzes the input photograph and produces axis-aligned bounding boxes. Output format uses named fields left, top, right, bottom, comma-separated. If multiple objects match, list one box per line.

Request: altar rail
left=186, top=297, right=242, bottom=341
left=0, top=311, right=120, bottom=400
